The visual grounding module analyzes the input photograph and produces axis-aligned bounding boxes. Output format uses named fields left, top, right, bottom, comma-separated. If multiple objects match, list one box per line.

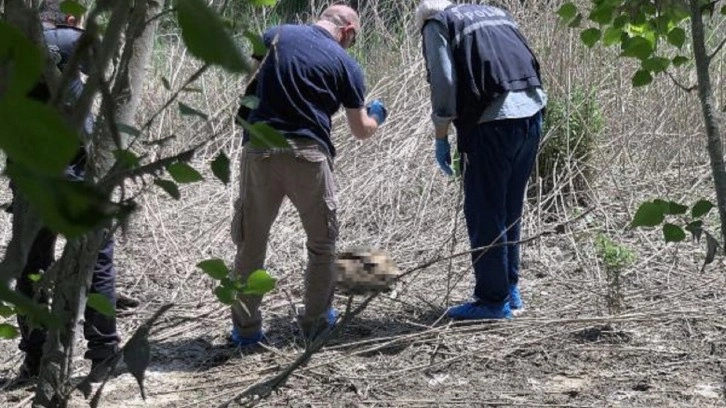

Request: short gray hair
left=414, top=0, right=453, bottom=31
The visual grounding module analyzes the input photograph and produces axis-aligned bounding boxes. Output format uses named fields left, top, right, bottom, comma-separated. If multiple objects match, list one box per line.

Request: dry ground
left=3, top=1, right=726, bottom=407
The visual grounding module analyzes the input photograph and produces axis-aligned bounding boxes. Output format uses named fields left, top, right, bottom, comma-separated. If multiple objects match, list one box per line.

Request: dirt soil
left=2, top=161, right=726, bottom=408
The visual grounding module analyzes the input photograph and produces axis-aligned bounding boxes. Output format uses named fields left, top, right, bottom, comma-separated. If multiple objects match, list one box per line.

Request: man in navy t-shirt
left=230, top=5, right=388, bottom=344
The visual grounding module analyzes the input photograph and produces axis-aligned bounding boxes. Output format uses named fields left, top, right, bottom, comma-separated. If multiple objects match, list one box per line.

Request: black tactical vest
left=425, top=4, right=542, bottom=132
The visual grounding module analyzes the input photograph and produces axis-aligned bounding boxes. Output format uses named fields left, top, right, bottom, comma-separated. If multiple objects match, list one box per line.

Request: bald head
left=320, top=5, right=360, bottom=31
left=317, top=5, right=361, bottom=48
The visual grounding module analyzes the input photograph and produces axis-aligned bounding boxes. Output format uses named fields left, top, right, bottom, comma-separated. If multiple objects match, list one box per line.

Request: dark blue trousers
left=460, top=111, right=542, bottom=306
left=10, top=179, right=120, bottom=361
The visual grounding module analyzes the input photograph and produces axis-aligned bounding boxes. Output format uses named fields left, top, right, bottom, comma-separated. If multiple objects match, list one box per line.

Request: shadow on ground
left=140, top=307, right=453, bottom=374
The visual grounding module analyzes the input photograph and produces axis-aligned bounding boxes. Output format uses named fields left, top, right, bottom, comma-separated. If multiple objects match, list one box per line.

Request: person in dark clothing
left=415, top=0, right=547, bottom=320
left=7, top=0, right=121, bottom=381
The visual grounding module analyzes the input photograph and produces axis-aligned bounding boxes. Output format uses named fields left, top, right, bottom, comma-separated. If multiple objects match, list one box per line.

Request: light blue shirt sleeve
left=422, top=22, right=456, bottom=129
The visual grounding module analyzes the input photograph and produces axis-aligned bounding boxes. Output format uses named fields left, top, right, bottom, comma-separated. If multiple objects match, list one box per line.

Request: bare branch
left=666, top=70, right=697, bottom=92
left=708, top=37, right=726, bottom=62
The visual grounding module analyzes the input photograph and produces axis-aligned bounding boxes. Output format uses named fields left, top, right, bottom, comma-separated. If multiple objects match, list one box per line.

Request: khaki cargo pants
left=230, top=139, right=338, bottom=337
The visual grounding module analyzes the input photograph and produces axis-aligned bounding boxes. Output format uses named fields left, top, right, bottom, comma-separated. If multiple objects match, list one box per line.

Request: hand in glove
left=435, top=138, right=454, bottom=176
left=366, top=99, right=388, bottom=126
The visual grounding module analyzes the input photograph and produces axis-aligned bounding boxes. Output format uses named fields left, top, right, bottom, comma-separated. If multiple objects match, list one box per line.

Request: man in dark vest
left=8, top=0, right=121, bottom=381
left=415, top=0, right=547, bottom=320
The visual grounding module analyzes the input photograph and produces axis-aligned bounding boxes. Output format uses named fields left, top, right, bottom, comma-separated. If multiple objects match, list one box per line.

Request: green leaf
left=113, top=150, right=140, bottom=169
left=0, top=22, right=44, bottom=98
left=672, top=56, right=689, bottom=67
left=214, top=286, right=236, bottom=304
left=28, top=273, right=42, bottom=282
left=197, top=258, right=230, bottom=280
left=642, top=56, right=670, bottom=73
left=612, top=15, right=628, bottom=29
left=662, top=223, right=686, bottom=243
left=87, top=293, right=115, bottom=317
left=166, top=162, right=203, bottom=183
left=568, top=14, right=583, bottom=28
left=0, top=323, right=19, bottom=339
left=665, top=200, right=688, bottom=215
left=702, top=231, right=719, bottom=271
left=685, top=220, right=703, bottom=241
left=117, top=123, right=141, bottom=138
left=621, top=36, right=654, bottom=60
left=691, top=199, right=714, bottom=218
left=602, top=26, right=623, bottom=46
left=632, top=70, right=653, bottom=87
left=249, top=0, right=278, bottom=5
left=221, top=276, right=238, bottom=290
left=557, top=3, right=578, bottom=22
left=653, top=15, right=672, bottom=36
left=0, top=305, right=15, bottom=318
left=631, top=10, right=647, bottom=25
left=244, top=31, right=268, bottom=59
left=667, top=27, right=686, bottom=48
left=0, top=99, right=80, bottom=176
left=211, top=152, right=230, bottom=185
left=175, top=0, right=248, bottom=73
left=154, top=179, right=180, bottom=200
left=178, top=102, right=208, bottom=121
left=632, top=201, right=665, bottom=227
left=161, top=77, right=171, bottom=90
left=653, top=199, right=687, bottom=215
left=239, top=95, right=260, bottom=110
left=6, top=162, right=118, bottom=237
left=60, top=1, right=87, bottom=18
left=588, top=4, right=615, bottom=25
left=241, top=269, right=276, bottom=295
left=580, top=28, right=601, bottom=48
left=241, top=121, right=290, bottom=149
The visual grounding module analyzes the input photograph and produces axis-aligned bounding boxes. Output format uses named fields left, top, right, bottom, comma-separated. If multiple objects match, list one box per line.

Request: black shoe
left=18, top=352, right=41, bottom=381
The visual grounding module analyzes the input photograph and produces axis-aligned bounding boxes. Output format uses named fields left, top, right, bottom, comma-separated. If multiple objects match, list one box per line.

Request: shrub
left=595, top=233, right=636, bottom=315
left=531, top=86, right=603, bottom=210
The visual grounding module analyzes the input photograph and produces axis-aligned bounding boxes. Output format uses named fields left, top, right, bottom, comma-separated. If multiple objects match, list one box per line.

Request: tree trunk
left=92, top=0, right=161, bottom=175
left=33, top=232, right=106, bottom=408
left=31, top=1, right=162, bottom=406
left=689, top=0, right=726, bottom=250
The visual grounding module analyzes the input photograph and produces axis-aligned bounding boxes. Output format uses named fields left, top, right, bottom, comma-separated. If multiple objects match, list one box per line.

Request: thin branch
left=138, top=65, right=209, bottom=135
left=708, top=36, right=726, bottom=62
left=665, top=70, right=697, bottom=92
left=100, top=147, right=196, bottom=189
left=144, top=7, right=176, bottom=27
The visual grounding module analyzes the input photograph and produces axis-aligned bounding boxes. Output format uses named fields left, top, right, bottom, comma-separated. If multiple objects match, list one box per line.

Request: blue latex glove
left=366, top=99, right=388, bottom=126
left=435, top=138, right=453, bottom=176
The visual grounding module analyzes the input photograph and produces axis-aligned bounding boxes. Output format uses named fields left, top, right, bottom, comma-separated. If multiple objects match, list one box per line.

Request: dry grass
left=2, top=1, right=726, bottom=407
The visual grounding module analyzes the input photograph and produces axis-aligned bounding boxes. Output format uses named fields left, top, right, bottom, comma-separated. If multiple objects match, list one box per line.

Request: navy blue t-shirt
left=28, top=25, right=87, bottom=104
left=245, top=24, right=366, bottom=157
